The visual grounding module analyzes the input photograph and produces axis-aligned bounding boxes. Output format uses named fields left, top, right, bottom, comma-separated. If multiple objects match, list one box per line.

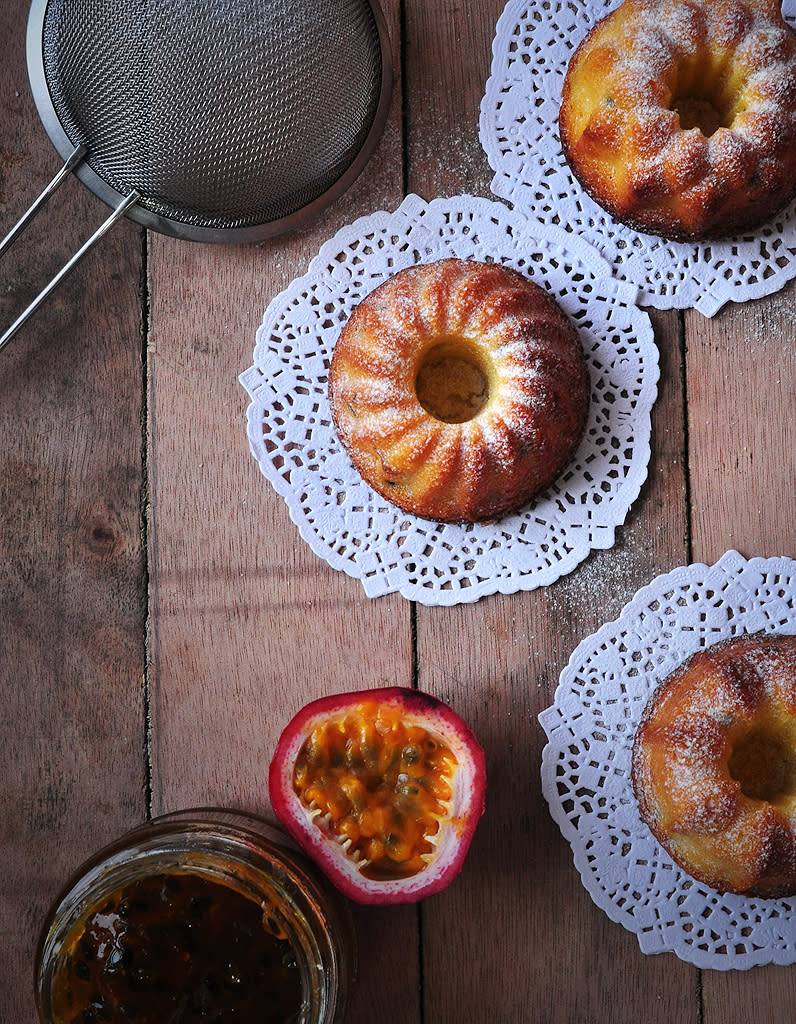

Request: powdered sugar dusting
left=637, top=634, right=796, bottom=875
left=469, top=413, right=516, bottom=471
left=242, top=192, right=656, bottom=603
left=328, top=258, right=589, bottom=521
left=540, top=550, right=796, bottom=967
left=481, top=0, right=796, bottom=311
left=653, top=1, right=704, bottom=48
left=563, top=0, right=796, bottom=234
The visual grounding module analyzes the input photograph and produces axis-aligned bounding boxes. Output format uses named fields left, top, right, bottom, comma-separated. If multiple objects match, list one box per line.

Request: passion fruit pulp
left=269, top=688, right=486, bottom=904
left=294, top=703, right=457, bottom=880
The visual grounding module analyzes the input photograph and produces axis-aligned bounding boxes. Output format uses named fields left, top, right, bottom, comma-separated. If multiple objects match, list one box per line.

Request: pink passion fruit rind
left=268, top=687, right=486, bottom=905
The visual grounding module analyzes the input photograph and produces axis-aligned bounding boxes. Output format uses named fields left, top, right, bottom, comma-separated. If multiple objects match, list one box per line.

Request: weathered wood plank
left=413, top=303, right=697, bottom=1021
left=4, top=0, right=794, bottom=1019
left=403, top=0, right=698, bottom=1018
left=687, top=283, right=796, bottom=564
left=0, top=5, right=146, bottom=1020
left=145, top=3, right=420, bottom=1020
left=686, top=280, right=796, bottom=1023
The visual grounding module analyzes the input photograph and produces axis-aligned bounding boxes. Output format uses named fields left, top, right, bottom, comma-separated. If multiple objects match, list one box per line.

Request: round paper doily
left=539, top=550, right=796, bottom=969
left=240, top=193, right=658, bottom=606
left=480, top=0, right=796, bottom=316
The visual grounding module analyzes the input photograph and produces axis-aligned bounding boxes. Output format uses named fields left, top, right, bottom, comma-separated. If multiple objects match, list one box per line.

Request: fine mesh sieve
left=0, top=0, right=392, bottom=348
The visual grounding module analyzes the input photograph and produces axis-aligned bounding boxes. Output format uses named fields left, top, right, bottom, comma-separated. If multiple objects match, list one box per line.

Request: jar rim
left=35, top=808, right=353, bottom=1024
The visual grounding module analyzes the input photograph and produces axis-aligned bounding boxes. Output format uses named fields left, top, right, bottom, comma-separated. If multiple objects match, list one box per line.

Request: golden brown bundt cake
left=328, top=258, right=590, bottom=524
left=559, top=0, right=796, bottom=241
left=633, top=632, right=796, bottom=897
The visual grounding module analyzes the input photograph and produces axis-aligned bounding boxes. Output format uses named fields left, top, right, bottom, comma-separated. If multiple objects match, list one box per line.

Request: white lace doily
left=240, top=193, right=658, bottom=605
left=539, top=550, right=796, bottom=969
left=480, top=0, right=796, bottom=316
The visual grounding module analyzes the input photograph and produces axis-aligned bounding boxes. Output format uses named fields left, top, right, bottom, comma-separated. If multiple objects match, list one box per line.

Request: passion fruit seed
left=293, top=703, right=457, bottom=881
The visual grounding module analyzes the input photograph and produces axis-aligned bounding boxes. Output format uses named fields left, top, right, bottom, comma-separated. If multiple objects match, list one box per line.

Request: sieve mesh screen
left=41, top=0, right=384, bottom=229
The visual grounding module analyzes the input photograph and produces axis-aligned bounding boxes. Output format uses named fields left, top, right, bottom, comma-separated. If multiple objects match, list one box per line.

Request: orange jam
left=293, top=701, right=458, bottom=880
left=48, top=871, right=303, bottom=1023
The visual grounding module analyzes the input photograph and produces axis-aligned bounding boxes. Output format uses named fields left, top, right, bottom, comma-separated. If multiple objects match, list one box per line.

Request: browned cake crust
left=632, top=632, right=796, bottom=897
left=328, top=259, right=590, bottom=524
left=559, top=0, right=796, bottom=241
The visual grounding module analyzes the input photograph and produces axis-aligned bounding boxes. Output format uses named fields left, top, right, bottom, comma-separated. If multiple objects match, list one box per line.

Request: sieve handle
left=0, top=145, right=87, bottom=258
left=0, top=175, right=140, bottom=353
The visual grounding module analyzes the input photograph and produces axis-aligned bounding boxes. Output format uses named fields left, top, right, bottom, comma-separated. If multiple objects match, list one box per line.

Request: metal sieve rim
left=24, top=0, right=393, bottom=243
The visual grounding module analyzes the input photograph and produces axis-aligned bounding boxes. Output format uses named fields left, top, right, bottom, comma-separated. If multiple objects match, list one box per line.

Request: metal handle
left=0, top=144, right=86, bottom=258
left=0, top=145, right=139, bottom=352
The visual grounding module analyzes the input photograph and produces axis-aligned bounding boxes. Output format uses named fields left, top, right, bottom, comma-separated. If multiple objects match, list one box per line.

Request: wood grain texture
left=145, top=4, right=421, bottom=1020
left=686, top=280, right=796, bottom=565
left=415, top=308, right=697, bottom=1023
left=401, top=0, right=699, bottom=1018
left=686, top=278, right=796, bottom=1024
left=4, top=0, right=796, bottom=1021
left=0, top=5, right=146, bottom=1020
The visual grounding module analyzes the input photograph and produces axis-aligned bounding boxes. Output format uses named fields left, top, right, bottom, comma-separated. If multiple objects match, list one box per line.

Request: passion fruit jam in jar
left=35, top=811, right=353, bottom=1024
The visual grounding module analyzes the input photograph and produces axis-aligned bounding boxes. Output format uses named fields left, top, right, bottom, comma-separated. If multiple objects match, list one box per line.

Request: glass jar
left=35, top=809, right=353, bottom=1023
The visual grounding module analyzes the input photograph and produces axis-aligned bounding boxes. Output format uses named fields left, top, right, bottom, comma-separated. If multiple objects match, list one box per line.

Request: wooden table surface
left=2, top=1, right=796, bottom=1021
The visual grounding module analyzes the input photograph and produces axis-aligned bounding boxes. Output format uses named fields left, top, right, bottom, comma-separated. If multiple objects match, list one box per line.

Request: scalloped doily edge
left=538, top=549, right=796, bottom=968
left=241, top=193, right=659, bottom=605
left=479, top=0, right=796, bottom=317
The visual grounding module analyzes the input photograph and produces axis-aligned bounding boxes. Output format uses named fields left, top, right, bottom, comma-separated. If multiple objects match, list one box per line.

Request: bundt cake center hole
left=415, top=340, right=491, bottom=424
left=728, top=729, right=793, bottom=802
left=672, top=81, right=735, bottom=137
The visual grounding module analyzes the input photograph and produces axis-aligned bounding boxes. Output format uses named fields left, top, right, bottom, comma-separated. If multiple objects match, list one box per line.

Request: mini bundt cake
left=327, top=258, right=590, bottom=523
left=559, top=0, right=796, bottom=241
left=633, top=631, right=796, bottom=897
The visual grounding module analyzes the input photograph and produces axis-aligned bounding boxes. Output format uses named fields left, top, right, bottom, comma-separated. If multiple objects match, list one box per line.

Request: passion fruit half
left=268, top=688, right=486, bottom=904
